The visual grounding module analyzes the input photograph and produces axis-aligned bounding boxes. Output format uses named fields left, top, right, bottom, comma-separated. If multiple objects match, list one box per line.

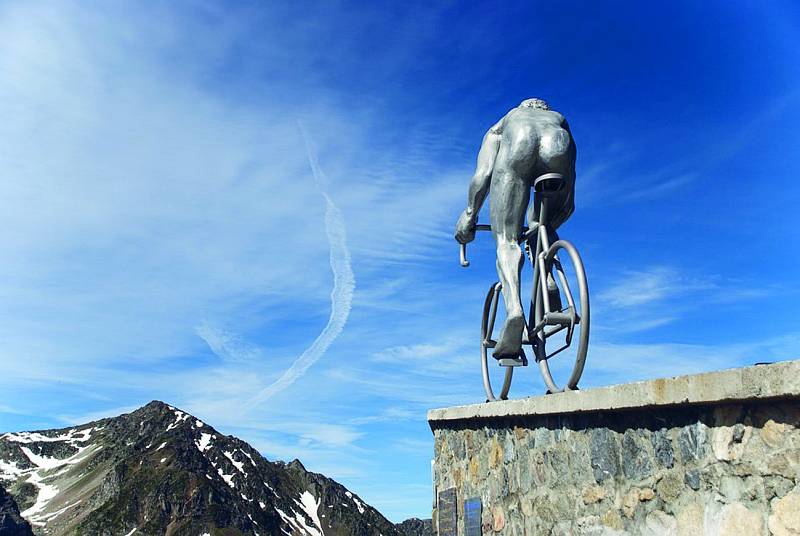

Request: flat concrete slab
left=428, top=359, right=800, bottom=425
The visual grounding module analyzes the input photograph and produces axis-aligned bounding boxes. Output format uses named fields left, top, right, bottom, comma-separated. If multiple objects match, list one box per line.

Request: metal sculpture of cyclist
left=455, top=98, right=588, bottom=397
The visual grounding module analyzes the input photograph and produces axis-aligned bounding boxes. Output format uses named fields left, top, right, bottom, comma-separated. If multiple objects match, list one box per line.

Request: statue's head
left=519, top=98, right=550, bottom=110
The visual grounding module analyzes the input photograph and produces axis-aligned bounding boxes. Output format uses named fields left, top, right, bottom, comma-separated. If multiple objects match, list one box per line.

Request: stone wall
left=428, top=361, right=800, bottom=535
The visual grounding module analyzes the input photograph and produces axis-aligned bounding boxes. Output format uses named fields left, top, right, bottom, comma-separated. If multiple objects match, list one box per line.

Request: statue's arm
left=455, top=120, right=502, bottom=243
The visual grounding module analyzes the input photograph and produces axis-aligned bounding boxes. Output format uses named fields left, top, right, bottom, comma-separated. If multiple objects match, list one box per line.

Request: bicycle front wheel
left=532, top=239, right=590, bottom=393
left=481, top=282, right=513, bottom=401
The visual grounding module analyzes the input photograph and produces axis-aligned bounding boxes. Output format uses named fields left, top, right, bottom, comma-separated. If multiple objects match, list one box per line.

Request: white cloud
left=596, top=266, right=713, bottom=308
left=195, top=324, right=264, bottom=364
left=592, top=265, right=775, bottom=336
left=244, top=125, right=356, bottom=406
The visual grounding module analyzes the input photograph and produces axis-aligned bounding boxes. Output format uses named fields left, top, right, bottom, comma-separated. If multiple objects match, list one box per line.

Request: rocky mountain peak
left=1, top=402, right=404, bottom=535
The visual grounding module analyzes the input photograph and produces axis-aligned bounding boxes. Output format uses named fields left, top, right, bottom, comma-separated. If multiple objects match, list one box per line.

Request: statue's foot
left=493, top=314, right=525, bottom=359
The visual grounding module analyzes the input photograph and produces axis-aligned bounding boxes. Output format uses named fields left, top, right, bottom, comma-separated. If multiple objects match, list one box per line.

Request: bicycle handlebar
left=458, top=224, right=537, bottom=267
left=459, top=225, right=492, bottom=267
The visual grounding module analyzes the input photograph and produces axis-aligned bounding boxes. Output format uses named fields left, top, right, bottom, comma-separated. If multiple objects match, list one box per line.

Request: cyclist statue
left=455, top=98, right=576, bottom=361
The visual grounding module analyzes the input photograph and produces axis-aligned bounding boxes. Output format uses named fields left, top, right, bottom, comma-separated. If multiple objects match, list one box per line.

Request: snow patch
left=21, top=447, right=69, bottom=470
left=156, top=442, right=167, bottom=451
left=20, top=471, right=59, bottom=521
left=123, top=529, right=137, bottom=536
left=166, top=410, right=191, bottom=432
left=241, top=449, right=257, bottom=466
left=276, top=505, right=322, bottom=536
left=265, top=481, right=280, bottom=498
left=2, top=427, right=93, bottom=444
left=351, top=495, right=365, bottom=514
left=0, top=459, right=27, bottom=481
left=195, top=433, right=213, bottom=453
left=217, top=468, right=235, bottom=488
left=223, top=451, right=246, bottom=475
left=195, top=420, right=204, bottom=428
left=20, top=443, right=99, bottom=471
left=297, top=491, right=324, bottom=535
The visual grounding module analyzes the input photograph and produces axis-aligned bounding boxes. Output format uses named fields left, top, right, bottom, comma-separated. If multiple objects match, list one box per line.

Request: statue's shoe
left=493, top=314, right=525, bottom=361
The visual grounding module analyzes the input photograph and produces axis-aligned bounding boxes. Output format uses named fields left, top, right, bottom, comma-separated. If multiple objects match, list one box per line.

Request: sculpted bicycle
left=455, top=99, right=590, bottom=400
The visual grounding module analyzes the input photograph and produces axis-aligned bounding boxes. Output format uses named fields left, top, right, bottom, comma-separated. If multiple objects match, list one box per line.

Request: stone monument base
left=427, top=360, right=800, bottom=535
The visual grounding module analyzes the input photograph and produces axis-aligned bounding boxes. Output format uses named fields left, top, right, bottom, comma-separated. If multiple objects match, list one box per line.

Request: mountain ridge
left=0, top=400, right=419, bottom=535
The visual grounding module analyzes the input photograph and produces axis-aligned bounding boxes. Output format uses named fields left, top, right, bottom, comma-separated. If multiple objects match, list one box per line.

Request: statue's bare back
left=455, top=98, right=576, bottom=359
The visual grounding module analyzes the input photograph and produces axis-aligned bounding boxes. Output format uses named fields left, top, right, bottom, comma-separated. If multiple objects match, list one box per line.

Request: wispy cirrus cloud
left=592, top=265, right=776, bottom=335
left=596, top=266, right=713, bottom=308
left=195, top=324, right=264, bottom=364
left=242, top=125, right=356, bottom=408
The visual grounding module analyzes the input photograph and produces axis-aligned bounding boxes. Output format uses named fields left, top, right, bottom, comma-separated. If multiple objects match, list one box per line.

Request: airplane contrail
left=245, top=122, right=355, bottom=407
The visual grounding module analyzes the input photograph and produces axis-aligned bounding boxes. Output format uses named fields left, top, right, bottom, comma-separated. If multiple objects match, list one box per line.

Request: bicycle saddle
left=534, top=172, right=565, bottom=193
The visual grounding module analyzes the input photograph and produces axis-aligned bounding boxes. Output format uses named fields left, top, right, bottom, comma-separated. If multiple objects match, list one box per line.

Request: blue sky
left=1, top=0, right=799, bottom=522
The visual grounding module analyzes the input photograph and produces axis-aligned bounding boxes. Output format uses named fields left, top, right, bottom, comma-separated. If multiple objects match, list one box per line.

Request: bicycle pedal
left=498, top=353, right=528, bottom=367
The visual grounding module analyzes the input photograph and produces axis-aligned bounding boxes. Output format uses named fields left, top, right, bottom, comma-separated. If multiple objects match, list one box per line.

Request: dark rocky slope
left=394, top=517, right=432, bottom=536
left=0, top=485, right=34, bottom=536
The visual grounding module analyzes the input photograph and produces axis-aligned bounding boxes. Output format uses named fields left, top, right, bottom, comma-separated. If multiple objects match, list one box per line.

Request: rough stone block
left=769, top=486, right=800, bottom=536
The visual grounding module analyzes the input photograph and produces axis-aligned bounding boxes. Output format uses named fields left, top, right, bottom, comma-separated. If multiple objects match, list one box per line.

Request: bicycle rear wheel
left=532, top=239, right=589, bottom=393
left=481, top=282, right=513, bottom=401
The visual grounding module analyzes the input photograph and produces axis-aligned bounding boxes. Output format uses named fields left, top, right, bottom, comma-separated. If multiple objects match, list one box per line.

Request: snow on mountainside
left=0, top=401, right=403, bottom=536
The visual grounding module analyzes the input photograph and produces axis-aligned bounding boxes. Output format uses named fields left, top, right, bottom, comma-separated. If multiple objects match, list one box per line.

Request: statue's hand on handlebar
left=455, top=209, right=477, bottom=244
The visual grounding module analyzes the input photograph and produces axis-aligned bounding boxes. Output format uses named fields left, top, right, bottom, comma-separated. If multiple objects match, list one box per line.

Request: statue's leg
left=490, top=168, right=530, bottom=359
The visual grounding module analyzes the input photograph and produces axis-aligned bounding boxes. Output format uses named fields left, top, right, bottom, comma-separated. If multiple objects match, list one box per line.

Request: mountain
left=394, top=518, right=432, bottom=536
left=0, top=401, right=405, bottom=536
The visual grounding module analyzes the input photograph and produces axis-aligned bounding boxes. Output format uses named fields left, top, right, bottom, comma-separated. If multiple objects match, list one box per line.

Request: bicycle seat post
left=538, top=195, right=549, bottom=230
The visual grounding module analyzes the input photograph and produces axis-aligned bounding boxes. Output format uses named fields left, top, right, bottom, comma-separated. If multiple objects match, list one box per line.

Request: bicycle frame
left=526, top=195, right=579, bottom=355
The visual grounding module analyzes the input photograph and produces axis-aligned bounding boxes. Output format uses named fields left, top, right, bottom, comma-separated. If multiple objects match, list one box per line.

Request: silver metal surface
left=457, top=99, right=590, bottom=398
left=455, top=99, right=575, bottom=359
left=481, top=283, right=513, bottom=401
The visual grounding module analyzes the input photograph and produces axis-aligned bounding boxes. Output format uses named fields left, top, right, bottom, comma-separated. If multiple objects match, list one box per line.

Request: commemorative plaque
left=437, top=487, right=457, bottom=536
left=464, top=497, right=482, bottom=536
